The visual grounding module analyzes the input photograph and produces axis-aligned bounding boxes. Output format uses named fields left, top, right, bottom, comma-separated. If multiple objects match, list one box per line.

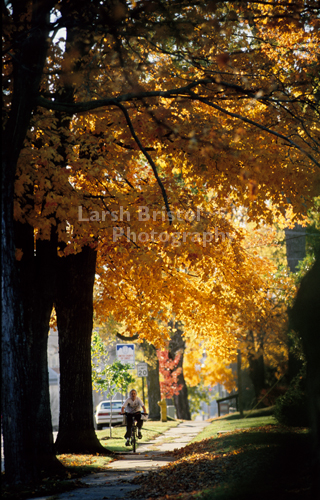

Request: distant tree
left=187, top=385, right=210, bottom=417
left=157, top=349, right=182, bottom=400
left=168, top=323, right=191, bottom=420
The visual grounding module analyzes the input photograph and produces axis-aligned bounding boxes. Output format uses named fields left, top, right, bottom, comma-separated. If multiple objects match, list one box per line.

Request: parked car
left=95, top=400, right=124, bottom=430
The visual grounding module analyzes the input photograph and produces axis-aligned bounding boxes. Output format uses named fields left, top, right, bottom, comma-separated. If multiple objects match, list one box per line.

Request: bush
left=274, top=368, right=309, bottom=427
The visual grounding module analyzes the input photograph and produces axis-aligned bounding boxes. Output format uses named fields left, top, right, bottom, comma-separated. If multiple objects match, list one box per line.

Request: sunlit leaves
left=8, top=0, right=320, bottom=363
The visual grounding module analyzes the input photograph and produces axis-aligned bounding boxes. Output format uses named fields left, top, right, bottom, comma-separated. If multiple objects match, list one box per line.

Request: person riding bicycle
left=121, top=389, right=147, bottom=446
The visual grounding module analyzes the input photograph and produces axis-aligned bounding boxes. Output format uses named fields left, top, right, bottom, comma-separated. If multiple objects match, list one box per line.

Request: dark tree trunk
left=55, top=246, right=107, bottom=454
left=290, top=254, right=320, bottom=495
left=146, top=351, right=161, bottom=420
left=248, top=353, right=266, bottom=403
left=1, top=0, right=59, bottom=484
left=1, top=160, right=31, bottom=484
left=14, top=222, right=64, bottom=476
left=169, top=323, right=191, bottom=420
left=246, top=331, right=266, bottom=403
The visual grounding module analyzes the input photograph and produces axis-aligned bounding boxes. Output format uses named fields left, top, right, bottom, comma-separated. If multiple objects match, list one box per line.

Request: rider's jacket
left=123, top=396, right=144, bottom=413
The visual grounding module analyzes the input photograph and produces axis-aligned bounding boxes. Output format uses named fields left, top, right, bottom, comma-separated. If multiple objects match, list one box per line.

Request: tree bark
left=14, top=222, right=64, bottom=475
left=1, top=0, right=60, bottom=484
left=146, top=351, right=161, bottom=420
left=248, top=353, right=265, bottom=402
left=246, top=331, right=266, bottom=403
left=55, top=246, right=107, bottom=454
left=1, top=162, right=31, bottom=484
left=169, top=323, right=191, bottom=420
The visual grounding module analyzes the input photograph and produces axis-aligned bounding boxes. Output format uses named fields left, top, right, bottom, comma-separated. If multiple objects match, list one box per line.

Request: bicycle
left=125, top=412, right=148, bottom=453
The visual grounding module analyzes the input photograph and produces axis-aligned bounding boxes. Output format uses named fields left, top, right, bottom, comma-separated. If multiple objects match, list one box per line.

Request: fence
left=216, top=394, right=239, bottom=416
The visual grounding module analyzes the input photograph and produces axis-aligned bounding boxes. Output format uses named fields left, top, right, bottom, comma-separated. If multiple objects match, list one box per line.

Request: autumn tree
left=141, top=341, right=161, bottom=421
left=2, top=0, right=64, bottom=484
left=183, top=224, right=297, bottom=406
left=184, top=346, right=237, bottom=395
left=2, top=0, right=320, bottom=484
left=167, top=323, right=191, bottom=419
left=157, top=349, right=183, bottom=400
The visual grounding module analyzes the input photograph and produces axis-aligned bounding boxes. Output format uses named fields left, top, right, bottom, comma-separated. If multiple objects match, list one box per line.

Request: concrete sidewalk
left=29, top=420, right=210, bottom=500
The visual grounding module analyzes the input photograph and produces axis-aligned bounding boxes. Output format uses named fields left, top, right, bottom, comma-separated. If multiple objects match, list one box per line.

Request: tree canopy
left=2, top=0, right=320, bottom=485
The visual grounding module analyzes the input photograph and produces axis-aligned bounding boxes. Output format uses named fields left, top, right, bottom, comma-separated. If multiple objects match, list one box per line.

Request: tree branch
left=116, top=332, right=139, bottom=341
left=188, top=91, right=320, bottom=169
left=113, top=101, right=173, bottom=224
left=36, top=80, right=210, bottom=112
left=36, top=76, right=320, bottom=169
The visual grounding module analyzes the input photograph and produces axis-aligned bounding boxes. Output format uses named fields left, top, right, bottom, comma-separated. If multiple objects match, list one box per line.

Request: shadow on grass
left=200, top=430, right=314, bottom=500
left=206, top=426, right=311, bottom=453
left=213, top=406, right=276, bottom=422
left=132, top=426, right=314, bottom=500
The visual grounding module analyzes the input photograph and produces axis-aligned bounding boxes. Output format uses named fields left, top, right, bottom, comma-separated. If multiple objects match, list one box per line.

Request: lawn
left=192, top=407, right=277, bottom=442
left=94, top=419, right=181, bottom=453
left=131, top=409, right=314, bottom=500
left=3, top=413, right=315, bottom=500
left=57, top=419, right=181, bottom=471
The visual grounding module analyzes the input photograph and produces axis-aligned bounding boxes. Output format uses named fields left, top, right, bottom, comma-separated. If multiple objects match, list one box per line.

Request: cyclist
left=121, top=389, right=147, bottom=446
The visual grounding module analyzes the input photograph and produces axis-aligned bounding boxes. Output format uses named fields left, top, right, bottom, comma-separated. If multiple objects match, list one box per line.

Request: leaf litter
left=128, top=425, right=313, bottom=500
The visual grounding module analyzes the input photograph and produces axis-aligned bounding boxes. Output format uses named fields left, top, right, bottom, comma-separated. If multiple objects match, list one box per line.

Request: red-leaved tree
left=157, top=350, right=183, bottom=399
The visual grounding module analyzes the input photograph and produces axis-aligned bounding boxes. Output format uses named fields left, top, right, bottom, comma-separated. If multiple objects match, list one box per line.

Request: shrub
left=274, top=368, right=309, bottom=427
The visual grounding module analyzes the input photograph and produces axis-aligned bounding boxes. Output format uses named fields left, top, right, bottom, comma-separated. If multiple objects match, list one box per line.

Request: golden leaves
left=10, top=0, right=319, bottom=357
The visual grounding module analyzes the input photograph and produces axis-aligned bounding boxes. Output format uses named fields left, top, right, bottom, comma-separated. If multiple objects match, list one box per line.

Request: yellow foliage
left=6, top=0, right=319, bottom=364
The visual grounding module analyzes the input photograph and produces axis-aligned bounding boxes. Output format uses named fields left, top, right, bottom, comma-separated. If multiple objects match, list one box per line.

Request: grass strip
left=131, top=411, right=313, bottom=500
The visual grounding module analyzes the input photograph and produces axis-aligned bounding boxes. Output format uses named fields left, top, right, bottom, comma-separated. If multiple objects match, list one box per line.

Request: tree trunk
left=246, top=331, right=266, bottom=404
left=1, top=160, right=32, bottom=484
left=14, top=222, right=64, bottom=476
left=248, top=353, right=265, bottom=402
left=146, top=353, right=161, bottom=420
left=55, top=246, right=107, bottom=454
left=1, top=0, right=59, bottom=484
left=169, top=323, right=191, bottom=420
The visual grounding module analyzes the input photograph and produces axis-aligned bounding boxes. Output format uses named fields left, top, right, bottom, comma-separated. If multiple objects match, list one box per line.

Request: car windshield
left=100, top=402, right=122, bottom=410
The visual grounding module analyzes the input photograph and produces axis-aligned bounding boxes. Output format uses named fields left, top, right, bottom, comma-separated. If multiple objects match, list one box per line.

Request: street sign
left=137, top=362, right=148, bottom=377
left=116, top=344, right=135, bottom=368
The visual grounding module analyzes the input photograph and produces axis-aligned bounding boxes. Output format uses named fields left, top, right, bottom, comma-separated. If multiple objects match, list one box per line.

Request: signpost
left=116, top=344, right=135, bottom=368
left=137, top=362, right=148, bottom=377
left=136, top=363, right=148, bottom=405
